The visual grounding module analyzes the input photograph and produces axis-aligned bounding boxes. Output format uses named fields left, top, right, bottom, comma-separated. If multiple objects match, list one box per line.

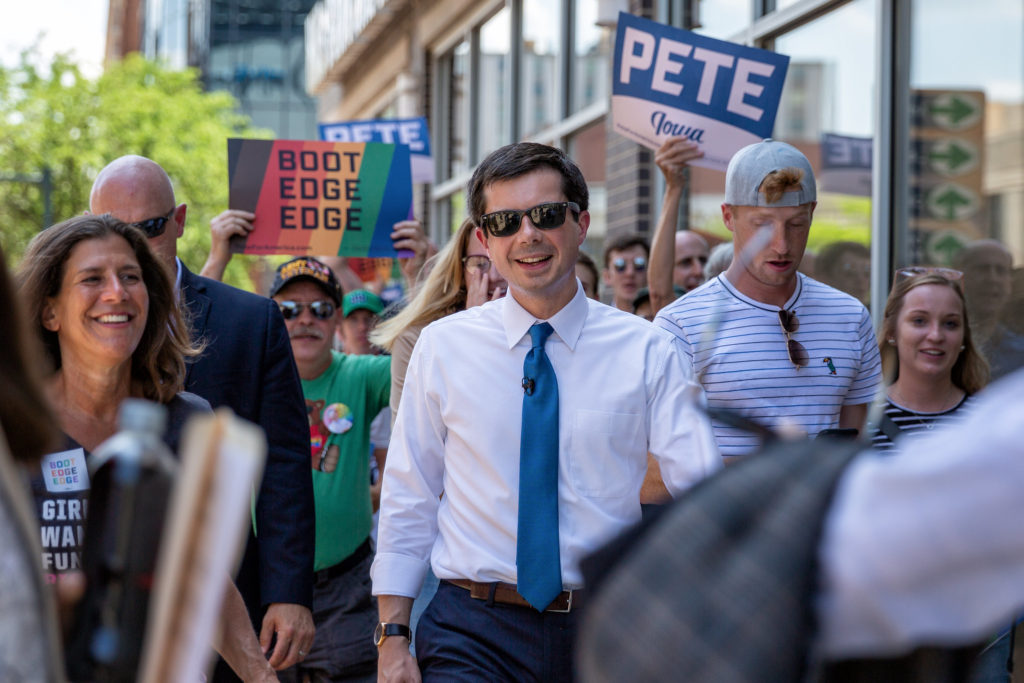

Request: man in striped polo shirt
left=654, top=139, right=881, bottom=458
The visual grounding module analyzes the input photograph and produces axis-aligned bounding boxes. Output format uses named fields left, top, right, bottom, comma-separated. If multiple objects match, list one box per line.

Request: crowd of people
left=0, top=134, right=1022, bottom=683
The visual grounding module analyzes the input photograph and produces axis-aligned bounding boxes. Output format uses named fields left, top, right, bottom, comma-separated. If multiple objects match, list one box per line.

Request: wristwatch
left=374, top=622, right=412, bottom=648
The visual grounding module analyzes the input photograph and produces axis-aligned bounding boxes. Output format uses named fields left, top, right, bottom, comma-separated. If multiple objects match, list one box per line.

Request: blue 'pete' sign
left=319, top=116, right=434, bottom=183
left=612, top=13, right=790, bottom=171
left=820, top=132, right=872, bottom=196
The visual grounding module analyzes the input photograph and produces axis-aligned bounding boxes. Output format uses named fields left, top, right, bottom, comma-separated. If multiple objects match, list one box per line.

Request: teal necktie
left=516, top=322, right=562, bottom=611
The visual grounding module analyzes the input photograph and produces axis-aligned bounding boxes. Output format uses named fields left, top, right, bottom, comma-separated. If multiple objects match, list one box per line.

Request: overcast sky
left=2, top=0, right=108, bottom=73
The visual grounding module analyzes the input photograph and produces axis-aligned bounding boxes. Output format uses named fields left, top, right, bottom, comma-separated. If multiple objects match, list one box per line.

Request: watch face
left=374, top=622, right=410, bottom=647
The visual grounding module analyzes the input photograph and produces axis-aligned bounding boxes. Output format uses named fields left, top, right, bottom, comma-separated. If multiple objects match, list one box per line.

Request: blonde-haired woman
left=872, top=270, right=989, bottom=451
left=371, top=218, right=506, bottom=419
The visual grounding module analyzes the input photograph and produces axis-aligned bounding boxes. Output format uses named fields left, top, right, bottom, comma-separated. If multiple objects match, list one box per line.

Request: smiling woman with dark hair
left=17, top=213, right=279, bottom=682
left=19, top=213, right=196, bottom=409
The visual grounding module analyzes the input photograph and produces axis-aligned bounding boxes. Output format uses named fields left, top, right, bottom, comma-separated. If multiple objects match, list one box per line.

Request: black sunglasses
left=130, top=208, right=176, bottom=239
left=277, top=300, right=336, bottom=320
left=779, top=309, right=809, bottom=368
left=613, top=256, right=647, bottom=273
left=480, top=201, right=580, bottom=238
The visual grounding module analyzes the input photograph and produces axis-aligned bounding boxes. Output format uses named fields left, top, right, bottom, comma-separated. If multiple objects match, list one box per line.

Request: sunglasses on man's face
left=130, top=208, right=177, bottom=239
left=613, top=256, right=647, bottom=273
left=480, top=201, right=580, bottom=238
left=277, top=300, right=336, bottom=320
left=779, top=309, right=809, bottom=369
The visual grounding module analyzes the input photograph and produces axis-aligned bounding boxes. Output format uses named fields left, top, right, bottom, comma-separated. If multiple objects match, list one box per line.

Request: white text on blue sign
left=613, top=13, right=789, bottom=139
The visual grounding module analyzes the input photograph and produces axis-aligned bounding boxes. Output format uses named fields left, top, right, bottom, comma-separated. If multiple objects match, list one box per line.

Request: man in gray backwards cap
left=654, top=140, right=880, bottom=458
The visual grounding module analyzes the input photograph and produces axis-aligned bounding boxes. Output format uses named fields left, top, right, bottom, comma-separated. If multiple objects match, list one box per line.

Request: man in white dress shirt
left=371, top=142, right=721, bottom=682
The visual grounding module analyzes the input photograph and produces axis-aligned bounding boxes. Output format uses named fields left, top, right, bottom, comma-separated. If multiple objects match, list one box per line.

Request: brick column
left=603, top=0, right=657, bottom=240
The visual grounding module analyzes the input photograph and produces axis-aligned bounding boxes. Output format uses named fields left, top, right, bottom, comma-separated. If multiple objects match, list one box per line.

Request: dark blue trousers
left=416, top=581, right=579, bottom=682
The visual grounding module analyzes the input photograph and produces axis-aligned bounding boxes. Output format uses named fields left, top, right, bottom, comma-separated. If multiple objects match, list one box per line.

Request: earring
left=888, top=338, right=896, bottom=345
left=960, top=345, right=966, bottom=351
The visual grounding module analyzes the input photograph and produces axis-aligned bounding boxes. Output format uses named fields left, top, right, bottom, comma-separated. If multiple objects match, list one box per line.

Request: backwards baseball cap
left=269, top=257, right=342, bottom=306
left=724, top=138, right=816, bottom=208
left=343, top=289, right=384, bottom=317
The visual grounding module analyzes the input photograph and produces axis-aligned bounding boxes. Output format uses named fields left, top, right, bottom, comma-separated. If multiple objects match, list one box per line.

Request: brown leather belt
left=446, top=579, right=582, bottom=613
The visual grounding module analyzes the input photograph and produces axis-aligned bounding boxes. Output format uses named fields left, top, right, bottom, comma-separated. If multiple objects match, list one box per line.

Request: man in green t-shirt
left=269, top=257, right=391, bottom=683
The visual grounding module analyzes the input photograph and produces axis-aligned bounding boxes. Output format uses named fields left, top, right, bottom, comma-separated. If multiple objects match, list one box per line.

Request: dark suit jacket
left=180, top=264, right=314, bottom=616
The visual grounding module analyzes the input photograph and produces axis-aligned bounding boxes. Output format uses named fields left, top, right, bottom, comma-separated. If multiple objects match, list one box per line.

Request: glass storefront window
left=909, top=0, right=1024, bottom=380
left=693, top=0, right=752, bottom=40
left=431, top=1, right=614, bottom=250
left=772, top=0, right=877, bottom=309
left=450, top=40, right=471, bottom=178
left=522, top=0, right=564, bottom=138
left=479, top=8, right=512, bottom=159
left=449, top=190, right=468, bottom=236
left=572, top=0, right=610, bottom=112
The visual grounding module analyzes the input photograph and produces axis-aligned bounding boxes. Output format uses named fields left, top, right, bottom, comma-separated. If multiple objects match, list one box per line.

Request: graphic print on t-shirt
left=41, top=448, right=89, bottom=493
left=37, top=448, right=90, bottom=577
left=307, top=398, right=351, bottom=473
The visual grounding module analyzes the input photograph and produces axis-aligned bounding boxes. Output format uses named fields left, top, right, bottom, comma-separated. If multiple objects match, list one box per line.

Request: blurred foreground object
left=580, top=368, right=1024, bottom=682
left=65, top=400, right=177, bottom=682
left=139, top=408, right=266, bottom=683
left=0, top=424, right=66, bottom=682
left=59, top=403, right=266, bottom=682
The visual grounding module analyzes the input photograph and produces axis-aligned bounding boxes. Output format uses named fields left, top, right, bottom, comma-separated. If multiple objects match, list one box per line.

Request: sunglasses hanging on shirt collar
left=779, top=309, right=809, bottom=368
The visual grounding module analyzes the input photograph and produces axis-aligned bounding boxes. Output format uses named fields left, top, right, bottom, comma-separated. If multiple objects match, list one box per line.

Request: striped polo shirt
left=655, top=273, right=882, bottom=457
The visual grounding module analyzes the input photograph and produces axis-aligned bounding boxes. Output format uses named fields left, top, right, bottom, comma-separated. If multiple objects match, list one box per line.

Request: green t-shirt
left=301, top=350, right=390, bottom=571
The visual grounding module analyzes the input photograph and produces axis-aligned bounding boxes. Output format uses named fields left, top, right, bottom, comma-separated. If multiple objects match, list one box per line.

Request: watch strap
left=375, top=622, right=412, bottom=647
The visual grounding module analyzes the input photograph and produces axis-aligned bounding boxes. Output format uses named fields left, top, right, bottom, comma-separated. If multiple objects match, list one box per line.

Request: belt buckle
left=547, top=590, right=573, bottom=613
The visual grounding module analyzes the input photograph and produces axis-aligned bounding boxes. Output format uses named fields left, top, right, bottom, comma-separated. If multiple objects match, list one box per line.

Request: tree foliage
left=0, top=50, right=272, bottom=288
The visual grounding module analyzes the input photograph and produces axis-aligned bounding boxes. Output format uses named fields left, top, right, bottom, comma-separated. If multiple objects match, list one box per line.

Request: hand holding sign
left=612, top=13, right=789, bottom=171
left=655, top=137, right=704, bottom=190
left=200, top=210, right=257, bottom=281
left=390, top=220, right=433, bottom=286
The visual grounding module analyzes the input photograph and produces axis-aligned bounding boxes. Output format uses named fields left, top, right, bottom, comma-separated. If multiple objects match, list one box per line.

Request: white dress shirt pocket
left=570, top=409, right=644, bottom=498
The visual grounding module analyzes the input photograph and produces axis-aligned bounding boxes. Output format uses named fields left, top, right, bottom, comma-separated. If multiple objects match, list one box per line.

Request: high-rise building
left=135, top=0, right=318, bottom=138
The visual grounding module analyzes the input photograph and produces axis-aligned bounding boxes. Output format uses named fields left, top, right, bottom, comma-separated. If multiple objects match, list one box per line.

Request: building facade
left=143, top=0, right=320, bottom=139
left=303, top=0, right=1020, bottom=294
left=307, top=0, right=1022, bottom=371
